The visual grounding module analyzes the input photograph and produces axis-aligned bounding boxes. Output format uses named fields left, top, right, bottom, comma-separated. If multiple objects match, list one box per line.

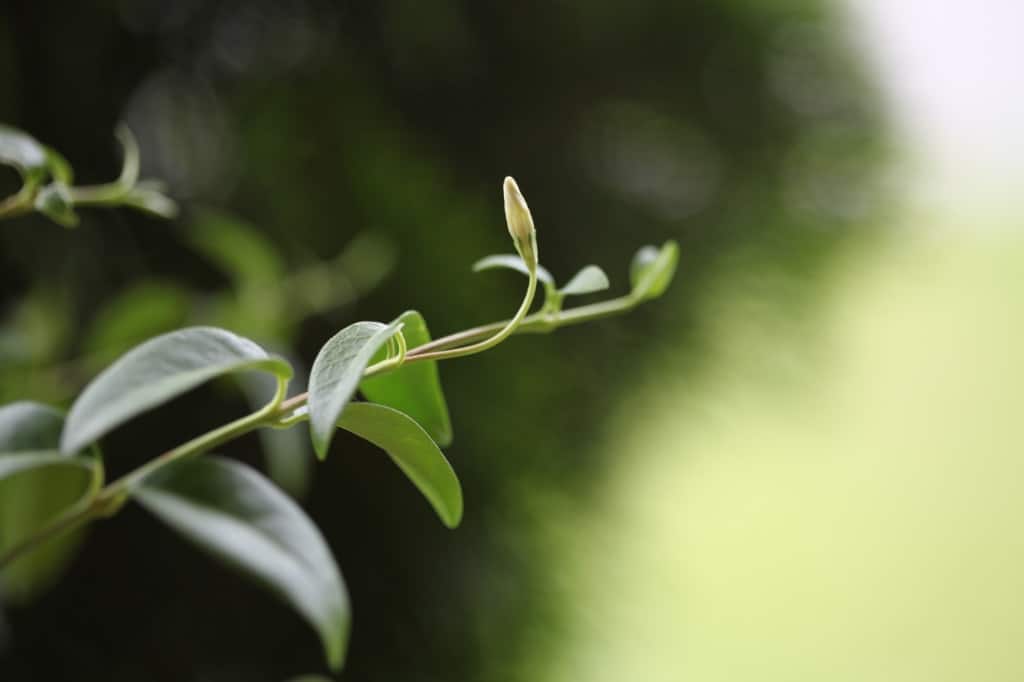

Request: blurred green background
left=3, top=0, right=1021, bottom=680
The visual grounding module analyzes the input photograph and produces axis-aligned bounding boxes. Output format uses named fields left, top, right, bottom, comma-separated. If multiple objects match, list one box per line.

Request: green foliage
left=338, top=402, right=462, bottom=528
left=0, top=403, right=99, bottom=603
left=0, top=124, right=176, bottom=225
left=308, top=320, right=403, bottom=458
left=133, top=456, right=349, bottom=671
left=630, top=241, right=679, bottom=301
left=61, top=327, right=293, bottom=455
left=360, top=310, right=453, bottom=446
left=0, top=174, right=676, bottom=672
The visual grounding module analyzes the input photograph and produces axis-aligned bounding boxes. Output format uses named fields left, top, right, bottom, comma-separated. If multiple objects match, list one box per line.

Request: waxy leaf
left=338, top=402, right=462, bottom=528
left=62, top=327, right=292, bottom=455
left=560, top=265, right=610, bottom=296
left=0, top=403, right=96, bottom=603
left=360, top=311, right=453, bottom=446
left=630, top=240, right=679, bottom=301
left=308, top=320, right=402, bottom=458
left=472, top=254, right=555, bottom=286
left=133, top=456, right=349, bottom=670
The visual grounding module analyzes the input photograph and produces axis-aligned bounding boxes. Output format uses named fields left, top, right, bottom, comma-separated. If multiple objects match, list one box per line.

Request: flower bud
left=502, top=176, right=538, bottom=270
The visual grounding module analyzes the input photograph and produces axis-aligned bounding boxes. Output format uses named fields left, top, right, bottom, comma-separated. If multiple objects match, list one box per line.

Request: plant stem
left=0, top=380, right=288, bottom=569
left=0, top=288, right=644, bottom=569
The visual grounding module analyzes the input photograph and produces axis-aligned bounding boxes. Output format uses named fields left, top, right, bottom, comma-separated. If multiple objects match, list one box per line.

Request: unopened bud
left=502, top=176, right=538, bottom=270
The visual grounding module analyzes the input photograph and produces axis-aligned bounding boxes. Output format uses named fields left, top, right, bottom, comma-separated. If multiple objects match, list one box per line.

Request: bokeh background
left=2, top=1, right=1022, bottom=680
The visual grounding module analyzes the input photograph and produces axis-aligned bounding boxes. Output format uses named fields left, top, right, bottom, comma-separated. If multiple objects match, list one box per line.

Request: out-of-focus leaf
left=133, top=456, right=349, bottom=671
left=190, top=211, right=285, bottom=287
left=630, top=240, right=679, bottom=301
left=0, top=125, right=48, bottom=178
left=0, top=403, right=95, bottom=604
left=81, top=281, right=191, bottom=371
left=560, top=265, right=610, bottom=296
left=0, top=451, right=95, bottom=480
left=43, top=147, right=73, bottom=184
left=0, top=402, right=63, bottom=450
left=338, top=402, right=462, bottom=528
left=34, top=183, right=79, bottom=227
left=472, top=254, right=555, bottom=286
left=122, top=182, right=179, bottom=219
left=360, top=311, right=452, bottom=446
left=62, top=327, right=292, bottom=454
left=308, top=320, right=402, bottom=458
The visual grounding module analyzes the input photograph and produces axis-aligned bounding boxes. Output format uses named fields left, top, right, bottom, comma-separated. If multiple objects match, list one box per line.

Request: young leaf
left=630, top=240, right=679, bottom=301
left=0, top=403, right=96, bottom=604
left=559, top=265, right=610, bottom=296
left=338, top=402, right=463, bottom=529
left=62, top=327, right=293, bottom=455
left=0, top=125, right=49, bottom=178
left=133, top=456, right=349, bottom=671
left=472, top=254, right=555, bottom=287
left=360, top=311, right=453, bottom=446
left=34, top=182, right=79, bottom=227
left=308, top=320, right=402, bottom=458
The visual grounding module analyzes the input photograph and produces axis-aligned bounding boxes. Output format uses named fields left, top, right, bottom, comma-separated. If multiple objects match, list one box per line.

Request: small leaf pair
left=0, top=124, right=177, bottom=226
left=473, top=254, right=610, bottom=311
left=307, top=311, right=461, bottom=528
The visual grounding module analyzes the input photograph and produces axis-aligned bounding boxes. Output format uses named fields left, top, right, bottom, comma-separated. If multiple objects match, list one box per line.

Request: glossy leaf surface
left=62, top=327, right=292, bottom=454
left=360, top=311, right=452, bottom=446
left=308, top=320, right=402, bottom=458
left=338, top=402, right=462, bottom=528
left=134, top=456, right=349, bottom=670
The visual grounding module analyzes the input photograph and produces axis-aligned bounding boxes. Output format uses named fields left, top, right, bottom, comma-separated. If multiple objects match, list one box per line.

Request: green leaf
left=560, top=265, right=610, bottom=296
left=338, top=402, right=462, bottom=528
left=0, top=125, right=48, bottom=177
left=122, top=180, right=179, bottom=219
left=0, top=403, right=95, bottom=604
left=630, top=240, right=679, bottom=301
left=0, top=451, right=95, bottom=480
left=472, top=254, right=555, bottom=287
left=360, top=311, right=453, bottom=447
left=34, top=182, right=79, bottom=227
left=0, top=401, right=64, bottom=451
left=308, top=321, right=402, bottom=458
left=62, top=327, right=293, bottom=455
left=133, top=456, right=349, bottom=671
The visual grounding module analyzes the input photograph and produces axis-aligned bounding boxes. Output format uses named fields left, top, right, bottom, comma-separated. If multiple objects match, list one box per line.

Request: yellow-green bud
left=503, top=176, right=538, bottom=270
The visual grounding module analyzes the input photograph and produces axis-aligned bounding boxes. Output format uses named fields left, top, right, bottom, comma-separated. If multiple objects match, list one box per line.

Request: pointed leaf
left=630, top=240, right=679, bottom=301
left=62, top=327, right=292, bottom=455
left=559, top=265, right=610, bottom=296
left=308, top=321, right=402, bottom=458
left=360, top=311, right=452, bottom=447
left=34, top=182, right=79, bottom=227
left=133, top=456, right=349, bottom=670
left=338, top=402, right=462, bottom=528
left=472, top=254, right=555, bottom=287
